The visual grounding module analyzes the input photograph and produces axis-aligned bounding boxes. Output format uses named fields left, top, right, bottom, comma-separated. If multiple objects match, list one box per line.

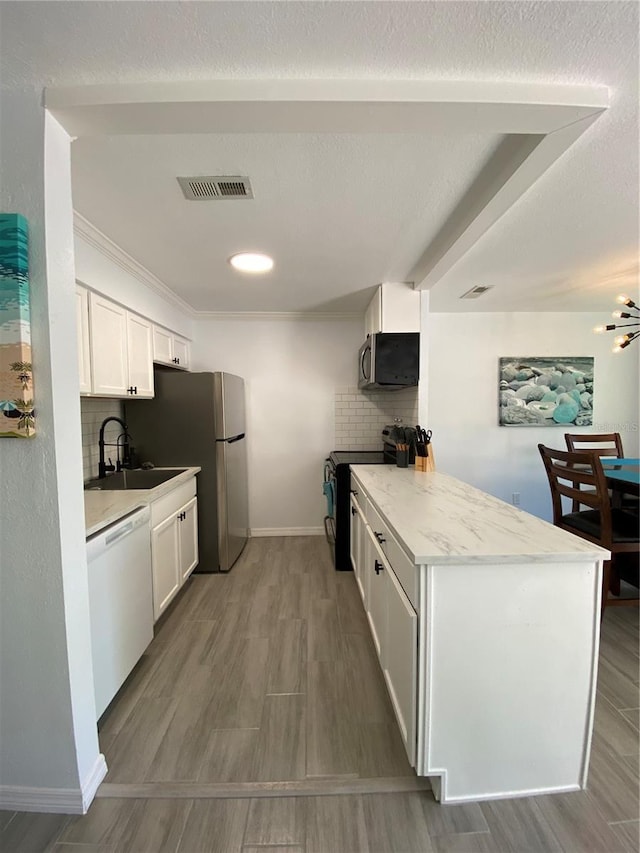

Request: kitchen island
left=349, top=465, right=609, bottom=804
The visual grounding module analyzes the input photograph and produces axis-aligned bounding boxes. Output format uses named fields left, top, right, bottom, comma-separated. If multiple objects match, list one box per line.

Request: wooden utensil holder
left=415, top=446, right=435, bottom=472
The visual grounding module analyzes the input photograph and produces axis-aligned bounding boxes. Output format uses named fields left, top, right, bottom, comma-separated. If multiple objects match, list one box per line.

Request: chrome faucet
left=98, top=416, right=132, bottom=478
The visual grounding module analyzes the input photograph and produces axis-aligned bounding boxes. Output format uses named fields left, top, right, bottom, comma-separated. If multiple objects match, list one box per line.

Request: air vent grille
left=177, top=176, right=254, bottom=201
left=460, top=285, right=494, bottom=299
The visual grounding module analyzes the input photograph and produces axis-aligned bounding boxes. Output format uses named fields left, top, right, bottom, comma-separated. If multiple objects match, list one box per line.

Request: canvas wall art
left=499, top=357, right=594, bottom=427
left=0, top=213, right=35, bottom=437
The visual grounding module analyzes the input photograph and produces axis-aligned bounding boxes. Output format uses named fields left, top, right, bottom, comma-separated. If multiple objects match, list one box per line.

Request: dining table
left=599, top=457, right=640, bottom=499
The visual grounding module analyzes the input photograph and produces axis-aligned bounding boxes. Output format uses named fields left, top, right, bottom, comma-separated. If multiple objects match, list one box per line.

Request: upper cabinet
left=76, top=285, right=92, bottom=394
left=77, top=289, right=154, bottom=398
left=76, top=285, right=191, bottom=397
left=152, top=325, right=190, bottom=371
left=125, top=311, right=155, bottom=397
left=365, top=283, right=421, bottom=337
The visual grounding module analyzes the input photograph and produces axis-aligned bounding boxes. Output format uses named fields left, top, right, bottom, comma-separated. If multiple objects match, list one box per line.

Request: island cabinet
left=150, top=475, right=199, bottom=620
left=349, top=465, right=608, bottom=804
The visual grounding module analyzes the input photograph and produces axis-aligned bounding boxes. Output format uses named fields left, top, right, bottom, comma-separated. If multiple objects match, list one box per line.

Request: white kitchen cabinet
left=350, top=474, right=418, bottom=764
left=89, top=292, right=129, bottom=396
left=383, top=559, right=417, bottom=766
left=150, top=476, right=199, bottom=620
left=178, top=496, right=199, bottom=583
left=153, top=325, right=191, bottom=370
left=365, top=529, right=387, bottom=659
left=151, top=513, right=181, bottom=619
left=365, top=282, right=420, bottom=336
left=349, top=492, right=367, bottom=601
left=126, top=312, right=154, bottom=397
left=76, top=285, right=92, bottom=394
left=172, top=335, right=190, bottom=370
left=127, top=311, right=153, bottom=397
left=87, top=291, right=154, bottom=398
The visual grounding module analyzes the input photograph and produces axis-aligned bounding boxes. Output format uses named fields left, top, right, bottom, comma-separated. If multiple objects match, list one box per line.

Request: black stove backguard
left=324, top=450, right=387, bottom=571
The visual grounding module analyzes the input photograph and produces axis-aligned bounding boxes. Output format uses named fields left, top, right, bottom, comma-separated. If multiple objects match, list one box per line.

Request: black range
left=324, top=450, right=387, bottom=571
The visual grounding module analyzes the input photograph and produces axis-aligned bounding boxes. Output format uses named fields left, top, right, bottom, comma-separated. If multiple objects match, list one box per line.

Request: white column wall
left=427, top=312, right=639, bottom=521
left=0, top=89, right=101, bottom=805
left=192, top=315, right=362, bottom=534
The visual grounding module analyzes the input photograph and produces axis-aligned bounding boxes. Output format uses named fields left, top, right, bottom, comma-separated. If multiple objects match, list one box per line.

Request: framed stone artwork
left=499, top=357, right=594, bottom=427
left=0, top=213, right=35, bottom=437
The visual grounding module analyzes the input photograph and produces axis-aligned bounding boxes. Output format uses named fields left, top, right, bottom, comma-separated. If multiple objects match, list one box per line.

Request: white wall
left=192, top=316, right=363, bottom=534
left=0, top=90, right=102, bottom=809
left=427, top=312, right=639, bottom=521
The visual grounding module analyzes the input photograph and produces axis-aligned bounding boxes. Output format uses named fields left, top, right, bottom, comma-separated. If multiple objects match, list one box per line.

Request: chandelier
left=593, top=294, right=640, bottom=352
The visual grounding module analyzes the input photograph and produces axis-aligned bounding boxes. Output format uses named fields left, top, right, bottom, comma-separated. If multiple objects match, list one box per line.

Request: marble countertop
left=351, top=465, right=610, bottom=566
left=84, top=467, right=201, bottom=538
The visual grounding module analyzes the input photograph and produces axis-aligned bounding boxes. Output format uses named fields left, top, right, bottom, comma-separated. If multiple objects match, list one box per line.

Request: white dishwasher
left=86, top=506, right=153, bottom=720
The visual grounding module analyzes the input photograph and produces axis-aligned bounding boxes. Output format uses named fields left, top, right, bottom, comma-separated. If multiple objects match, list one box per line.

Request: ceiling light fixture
left=229, top=252, right=274, bottom=274
left=593, top=294, right=640, bottom=352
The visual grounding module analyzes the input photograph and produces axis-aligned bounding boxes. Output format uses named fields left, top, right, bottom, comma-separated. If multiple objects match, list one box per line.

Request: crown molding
left=194, top=311, right=362, bottom=321
left=73, top=212, right=196, bottom=317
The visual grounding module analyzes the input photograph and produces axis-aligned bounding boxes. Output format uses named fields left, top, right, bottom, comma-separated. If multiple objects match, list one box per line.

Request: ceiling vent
left=177, top=176, right=254, bottom=201
left=460, top=285, right=494, bottom=300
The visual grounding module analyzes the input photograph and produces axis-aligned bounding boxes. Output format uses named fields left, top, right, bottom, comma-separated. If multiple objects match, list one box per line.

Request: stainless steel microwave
left=358, top=332, right=420, bottom=390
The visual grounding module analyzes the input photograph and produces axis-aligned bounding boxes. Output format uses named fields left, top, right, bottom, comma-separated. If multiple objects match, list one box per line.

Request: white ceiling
left=1, top=1, right=638, bottom=315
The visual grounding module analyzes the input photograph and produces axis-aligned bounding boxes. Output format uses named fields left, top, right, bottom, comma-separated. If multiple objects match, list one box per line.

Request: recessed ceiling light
left=229, top=252, right=274, bottom=274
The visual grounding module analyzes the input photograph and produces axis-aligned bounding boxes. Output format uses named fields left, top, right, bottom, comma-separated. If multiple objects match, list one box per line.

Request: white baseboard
left=82, top=753, right=108, bottom=812
left=0, top=753, right=108, bottom=814
left=250, top=527, right=325, bottom=537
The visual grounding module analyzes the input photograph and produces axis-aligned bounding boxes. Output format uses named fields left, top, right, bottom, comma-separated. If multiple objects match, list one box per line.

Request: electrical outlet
left=512, top=492, right=521, bottom=507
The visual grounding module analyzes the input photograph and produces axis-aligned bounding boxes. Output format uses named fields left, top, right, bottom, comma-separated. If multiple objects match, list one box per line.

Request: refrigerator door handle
left=226, top=433, right=245, bottom=444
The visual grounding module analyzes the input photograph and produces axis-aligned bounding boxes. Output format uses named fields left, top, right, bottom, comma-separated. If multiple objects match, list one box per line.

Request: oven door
left=323, top=460, right=336, bottom=548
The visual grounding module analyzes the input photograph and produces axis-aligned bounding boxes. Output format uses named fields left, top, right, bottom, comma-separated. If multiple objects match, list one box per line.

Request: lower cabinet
left=383, top=560, right=417, bottom=763
left=349, top=493, right=367, bottom=601
left=150, top=478, right=199, bottom=621
left=354, top=481, right=418, bottom=766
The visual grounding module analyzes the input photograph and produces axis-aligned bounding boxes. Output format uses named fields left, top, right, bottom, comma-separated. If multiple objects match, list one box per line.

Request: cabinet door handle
left=351, top=489, right=358, bottom=496
left=374, top=559, right=384, bottom=575
left=173, top=357, right=179, bottom=364
left=374, top=531, right=386, bottom=544
left=351, top=506, right=356, bottom=516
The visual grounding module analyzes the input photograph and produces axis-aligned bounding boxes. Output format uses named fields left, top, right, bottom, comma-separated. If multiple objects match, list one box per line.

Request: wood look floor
left=2, top=537, right=639, bottom=852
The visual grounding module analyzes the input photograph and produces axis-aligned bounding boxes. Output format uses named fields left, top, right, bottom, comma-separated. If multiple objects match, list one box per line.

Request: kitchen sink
left=84, top=469, right=187, bottom=491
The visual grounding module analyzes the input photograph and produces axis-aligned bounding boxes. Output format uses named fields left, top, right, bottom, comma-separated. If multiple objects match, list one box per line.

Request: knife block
left=415, top=446, right=435, bottom=472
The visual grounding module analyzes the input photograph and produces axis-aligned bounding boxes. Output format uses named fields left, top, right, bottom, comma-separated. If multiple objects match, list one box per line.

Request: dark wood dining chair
left=564, top=432, right=638, bottom=513
left=565, top=432, right=624, bottom=456
left=538, top=444, right=639, bottom=614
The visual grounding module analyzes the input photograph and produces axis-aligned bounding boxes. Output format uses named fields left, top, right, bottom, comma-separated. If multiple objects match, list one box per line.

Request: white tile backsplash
left=81, top=398, right=125, bottom=481
left=334, top=385, right=418, bottom=449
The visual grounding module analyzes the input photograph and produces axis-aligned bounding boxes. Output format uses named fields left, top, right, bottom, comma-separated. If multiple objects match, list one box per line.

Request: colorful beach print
left=0, top=213, right=35, bottom=437
left=499, top=356, right=594, bottom=427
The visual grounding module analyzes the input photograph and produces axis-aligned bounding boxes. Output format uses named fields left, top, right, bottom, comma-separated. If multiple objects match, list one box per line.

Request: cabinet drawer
left=366, top=501, right=417, bottom=611
left=150, top=477, right=197, bottom=527
left=350, top=474, right=371, bottom=516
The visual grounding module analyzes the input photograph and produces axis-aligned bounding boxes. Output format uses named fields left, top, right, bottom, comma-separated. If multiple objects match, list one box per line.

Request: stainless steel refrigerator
left=125, top=370, right=248, bottom=572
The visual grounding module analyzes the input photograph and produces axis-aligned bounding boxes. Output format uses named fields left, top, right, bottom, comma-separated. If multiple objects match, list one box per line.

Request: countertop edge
left=350, top=465, right=610, bottom=566
left=84, top=466, right=201, bottom=538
